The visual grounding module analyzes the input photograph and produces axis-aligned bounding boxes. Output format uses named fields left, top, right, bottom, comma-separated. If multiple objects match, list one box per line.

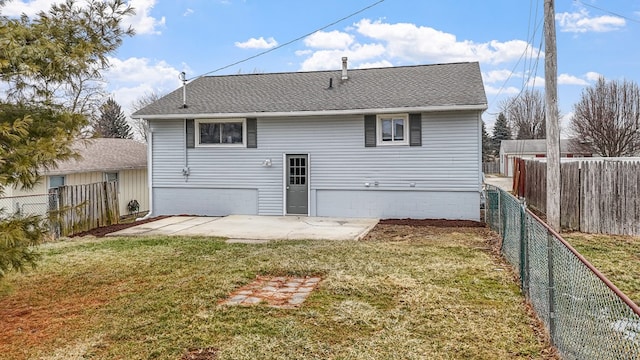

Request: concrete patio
left=107, top=215, right=379, bottom=241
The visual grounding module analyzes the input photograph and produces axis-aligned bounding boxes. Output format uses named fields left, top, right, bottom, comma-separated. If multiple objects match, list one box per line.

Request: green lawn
left=564, top=232, right=640, bottom=305
left=0, top=226, right=555, bottom=360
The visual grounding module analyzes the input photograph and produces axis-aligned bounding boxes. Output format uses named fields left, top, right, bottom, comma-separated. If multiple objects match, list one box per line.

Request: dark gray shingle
left=134, top=62, right=487, bottom=117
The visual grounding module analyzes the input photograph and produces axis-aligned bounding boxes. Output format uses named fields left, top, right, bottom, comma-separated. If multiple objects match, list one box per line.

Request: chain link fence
left=0, top=193, right=60, bottom=236
left=485, top=185, right=640, bottom=359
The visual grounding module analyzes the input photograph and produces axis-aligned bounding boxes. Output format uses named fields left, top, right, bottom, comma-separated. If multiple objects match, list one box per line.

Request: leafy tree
left=130, top=91, right=162, bottom=142
left=93, top=98, right=133, bottom=139
left=482, top=121, right=492, bottom=161
left=570, top=77, right=640, bottom=157
left=491, top=112, right=511, bottom=155
left=0, top=0, right=134, bottom=279
left=500, top=90, right=546, bottom=140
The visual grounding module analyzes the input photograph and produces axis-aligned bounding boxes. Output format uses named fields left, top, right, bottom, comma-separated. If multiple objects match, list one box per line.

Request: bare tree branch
left=500, top=90, right=546, bottom=140
left=570, top=77, right=640, bottom=157
left=129, top=91, right=162, bottom=142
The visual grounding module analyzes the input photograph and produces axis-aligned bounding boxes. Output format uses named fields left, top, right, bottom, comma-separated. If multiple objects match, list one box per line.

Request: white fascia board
left=132, top=104, right=488, bottom=120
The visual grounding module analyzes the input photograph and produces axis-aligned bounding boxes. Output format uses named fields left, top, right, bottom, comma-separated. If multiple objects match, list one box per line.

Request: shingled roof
left=133, top=62, right=487, bottom=118
left=45, top=138, right=147, bottom=175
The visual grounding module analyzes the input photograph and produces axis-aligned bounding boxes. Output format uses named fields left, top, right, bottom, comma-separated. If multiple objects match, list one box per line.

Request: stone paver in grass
left=220, top=276, right=322, bottom=308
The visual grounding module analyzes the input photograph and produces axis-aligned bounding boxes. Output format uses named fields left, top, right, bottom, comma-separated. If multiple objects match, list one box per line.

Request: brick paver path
left=220, top=276, right=321, bottom=309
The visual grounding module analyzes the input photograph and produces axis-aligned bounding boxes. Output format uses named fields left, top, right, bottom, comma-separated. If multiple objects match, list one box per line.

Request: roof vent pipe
left=179, top=72, right=188, bottom=108
left=341, top=57, right=348, bottom=80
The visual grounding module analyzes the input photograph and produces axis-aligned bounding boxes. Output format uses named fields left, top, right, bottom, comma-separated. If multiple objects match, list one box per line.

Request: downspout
left=136, top=124, right=154, bottom=220
left=184, top=118, right=189, bottom=182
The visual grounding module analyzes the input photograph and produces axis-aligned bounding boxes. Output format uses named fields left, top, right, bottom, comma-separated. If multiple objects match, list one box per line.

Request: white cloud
left=304, top=30, right=355, bottom=49
left=484, top=85, right=520, bottom=95
left=558, top=73, right=589, bottom=86
left=0, top=0, right=57, bottom=17
left=122, top=0, right=166, bottom=35
left=104, top=57, right=183, bottom=115
left=354, top=19, right=533, bottom=65
left=183, top=8, right=194, bottom=17
left=105, top=57, right=181, bottom=84
left=556, top=9, right=625, bottom=33
left=482, top=69, right=519, bottom=84
left=235, top=36, right=278, bottom=49
left=299, top=43, right=386, bottom=71
left=585, top=71, right=601, bottom=81
left=526, top=76, right=545, bottom=87
left=356, top=60, right=393, bottom=69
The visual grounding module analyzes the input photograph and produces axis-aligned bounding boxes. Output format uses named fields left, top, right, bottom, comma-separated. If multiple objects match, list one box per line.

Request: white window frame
left=376, top=114, right=409, bottom=146
left=195, top=118, right=247, bottom=147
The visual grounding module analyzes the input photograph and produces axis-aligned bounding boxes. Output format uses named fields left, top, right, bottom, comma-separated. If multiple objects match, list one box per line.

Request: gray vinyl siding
left=149, top=111, right=481, bottom=219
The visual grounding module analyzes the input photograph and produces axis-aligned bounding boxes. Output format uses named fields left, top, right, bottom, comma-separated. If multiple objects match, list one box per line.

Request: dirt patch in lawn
left=0, top=276, right=111, bottom=355
left=181, top=348, right=218, bottom=360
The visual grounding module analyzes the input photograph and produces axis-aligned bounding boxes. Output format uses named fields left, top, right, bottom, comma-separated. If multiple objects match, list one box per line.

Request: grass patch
left=0, top=226, right=555, bottom=359
left=564, top=232, right=640, bottom=304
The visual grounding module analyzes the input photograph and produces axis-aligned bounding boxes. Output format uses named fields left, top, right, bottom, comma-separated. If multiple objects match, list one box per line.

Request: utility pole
left=544, top=0, right=560, bottom=230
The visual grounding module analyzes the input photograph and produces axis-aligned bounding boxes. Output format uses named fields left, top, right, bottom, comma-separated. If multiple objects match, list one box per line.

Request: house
left=3, top=138, right=149, bottom=217
left=499, top=139, right=593, bottom=176
left=132, top=60, right=487, bottom=220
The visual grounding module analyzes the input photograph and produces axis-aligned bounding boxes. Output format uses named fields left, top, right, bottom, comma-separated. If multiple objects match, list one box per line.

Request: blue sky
left=3, top=0, right=640, bottom=134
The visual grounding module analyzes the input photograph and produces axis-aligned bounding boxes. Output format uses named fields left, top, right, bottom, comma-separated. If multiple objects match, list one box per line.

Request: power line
left=487, top=2, right=544, bottom=116
left=575, top=0, right=640, bottom=25
left=189, top=0, right=385, bottom=81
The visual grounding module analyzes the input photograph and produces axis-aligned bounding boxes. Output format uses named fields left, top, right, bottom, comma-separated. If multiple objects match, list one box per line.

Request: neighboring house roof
left=45, top=138, right=147, bottom=175
left=133, top=62, right=487, bottom=119
left=500, top=139, right=591, bottom=154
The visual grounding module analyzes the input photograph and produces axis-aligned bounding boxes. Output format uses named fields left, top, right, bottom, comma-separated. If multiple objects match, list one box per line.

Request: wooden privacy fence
left=52, top=181, right=120, bottom=236
left=482, top=160, right=500, bottom=174
left=513, top=158, right=640, bottom=235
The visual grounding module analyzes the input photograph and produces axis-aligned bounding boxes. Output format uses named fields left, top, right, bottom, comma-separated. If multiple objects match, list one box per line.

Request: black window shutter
left=246, top=118, right=257, bottom=148
left=409, top=113, right=422, bottom=147
left=364, top=115, right=376, bottom=147
left=186, top=119, right=195, bottom=148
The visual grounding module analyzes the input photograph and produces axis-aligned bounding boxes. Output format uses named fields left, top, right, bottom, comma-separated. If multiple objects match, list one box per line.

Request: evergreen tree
left=491, top=112, right=511, bottom=155
left=482, top=121, right=492, bottom=161
left=0, top=0, right=133, bottom=279
left=93, top=98, right=133, bottom=139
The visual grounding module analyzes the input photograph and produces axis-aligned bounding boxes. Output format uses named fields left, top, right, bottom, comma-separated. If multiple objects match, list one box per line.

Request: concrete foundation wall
left=315, top=190, right=480, bottom=220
